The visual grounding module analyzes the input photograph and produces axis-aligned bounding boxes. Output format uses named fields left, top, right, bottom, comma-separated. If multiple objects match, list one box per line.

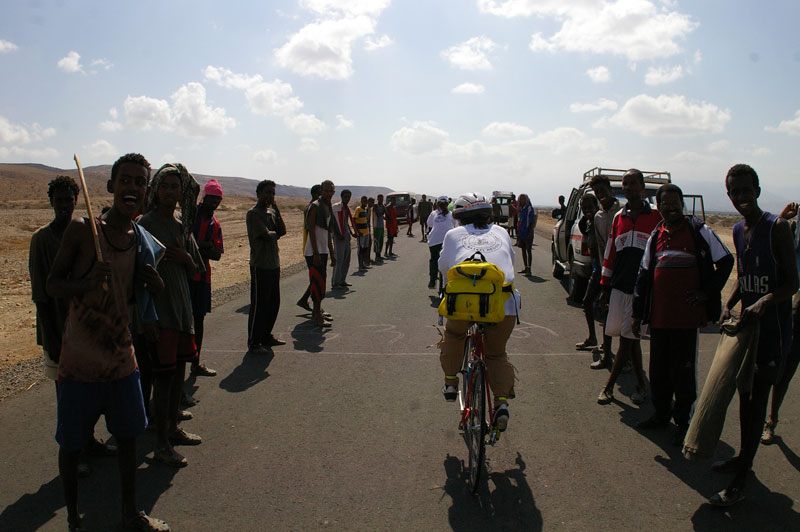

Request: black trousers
left=248, top=266, right=280, bottom=347
left=649, top=328, right=698, bottom=426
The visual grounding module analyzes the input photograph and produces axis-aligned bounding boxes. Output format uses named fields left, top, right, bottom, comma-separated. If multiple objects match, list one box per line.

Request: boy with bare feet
left=47, top=153, right=168, bottom=531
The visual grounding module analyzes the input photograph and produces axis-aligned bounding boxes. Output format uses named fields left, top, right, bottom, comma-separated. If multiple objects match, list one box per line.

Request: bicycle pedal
left=490, top=430, right=501, bottom=444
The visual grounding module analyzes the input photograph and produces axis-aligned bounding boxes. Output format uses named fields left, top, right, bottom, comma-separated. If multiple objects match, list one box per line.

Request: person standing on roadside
left=385, top=196, right=399, bottom=257
left=516, top=193, right=536, bottom=276
left=706, top=164, right=797, bottom=507
left=588, top=175, right=622, bottom=370
left=297, top=185, right=321, bottom=312
left=761, top=201, right=800, bottom=445
left=631, top=184, right=733, bottom=446
left=246, top=180, right=287, bottom=352
left=597, top=169, right=661, bottom=406
left=354, top=195, right=371, bottom=271
left=138, top=163, right=205, bottom=468
left=372, top=194, right=386, bottom=261
left=189, top=179, right=224, bottom=378
left=575, top=194, right=601, bottom=352
left=426, top=195, right=455, bottom=289
left=418, top=194, right=433, bottom=242
left=47, top=153, right=169, bottom=532
left=305, top=180, right=336, bottom=327
left=407, top=197, right=417, bottom=237
left=331, top=189, right=357, bottom=289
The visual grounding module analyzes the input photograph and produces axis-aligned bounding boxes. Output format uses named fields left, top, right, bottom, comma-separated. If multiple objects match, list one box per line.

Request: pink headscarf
left=204, top=179, right=223, bottom=198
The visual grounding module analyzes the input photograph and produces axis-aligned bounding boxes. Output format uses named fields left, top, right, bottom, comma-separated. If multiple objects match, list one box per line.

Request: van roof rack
left=583, top=167, right=671, bottom=184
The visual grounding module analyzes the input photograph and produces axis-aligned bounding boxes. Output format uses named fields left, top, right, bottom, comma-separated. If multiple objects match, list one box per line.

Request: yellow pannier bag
left=438, top=252, right=513, bottom=323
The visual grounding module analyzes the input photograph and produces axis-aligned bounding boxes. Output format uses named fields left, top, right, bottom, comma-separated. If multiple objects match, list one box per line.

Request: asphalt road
left=1, top=232, right=799, bottom=531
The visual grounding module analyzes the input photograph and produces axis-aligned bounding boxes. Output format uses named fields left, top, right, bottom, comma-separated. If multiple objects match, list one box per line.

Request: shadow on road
left=776, top=437, right=800, bottom=473
left=442, top=452, right=542, bottom=531
left=690, top=472, right=800, bottom=531
left=291, top=322, right=333, bottom=353
left=520, top=275, right=547, bottom=284
left=0, top=439, right=178, bottom=531
left=219, top=350, right=273, bottom=393
left=235, top=304, right=249, bottom=315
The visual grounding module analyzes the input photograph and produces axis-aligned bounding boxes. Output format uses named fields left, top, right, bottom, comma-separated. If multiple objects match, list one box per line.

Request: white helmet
left=453, top=192, right=491, bottom=219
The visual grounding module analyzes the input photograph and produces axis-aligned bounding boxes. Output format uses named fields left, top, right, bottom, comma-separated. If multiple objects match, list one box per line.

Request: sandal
left=169, top=428, right=202, bottom=446
left=761, top=419, right=777, bottom=445
left=154, top=447, right=187, bottom=468
left=709, top=486, right=745, bottom=507
left=575, top=338, right=598, bottom=351
left=123, top=510, right=170, bottom=531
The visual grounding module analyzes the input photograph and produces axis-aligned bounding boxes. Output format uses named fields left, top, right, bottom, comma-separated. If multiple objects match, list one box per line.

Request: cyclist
left=438, top=193, right=521, bottom=431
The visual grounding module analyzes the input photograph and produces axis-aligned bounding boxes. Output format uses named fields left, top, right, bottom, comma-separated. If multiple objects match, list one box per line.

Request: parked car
left=551, top=167, right=705, bottom=301
left=491, top=191, right=514, bottom=229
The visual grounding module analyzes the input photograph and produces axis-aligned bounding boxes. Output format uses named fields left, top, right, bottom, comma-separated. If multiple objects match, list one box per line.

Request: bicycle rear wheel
left=466, top=361, right=487, bottom=493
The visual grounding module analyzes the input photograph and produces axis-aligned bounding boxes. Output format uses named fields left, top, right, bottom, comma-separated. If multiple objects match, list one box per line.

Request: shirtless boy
left=47, top=153, right=169, bottom=531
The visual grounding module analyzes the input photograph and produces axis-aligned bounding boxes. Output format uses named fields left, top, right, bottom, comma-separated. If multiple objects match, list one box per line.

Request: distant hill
left=0, top=163, right=392, bottom=203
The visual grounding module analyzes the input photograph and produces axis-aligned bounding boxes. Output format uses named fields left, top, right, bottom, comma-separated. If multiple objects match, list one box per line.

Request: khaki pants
left=440, top=315, right=516, bottom=399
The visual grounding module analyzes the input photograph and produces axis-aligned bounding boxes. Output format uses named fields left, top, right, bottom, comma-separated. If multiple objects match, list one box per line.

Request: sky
left=1, top=0, right=799, bottom=208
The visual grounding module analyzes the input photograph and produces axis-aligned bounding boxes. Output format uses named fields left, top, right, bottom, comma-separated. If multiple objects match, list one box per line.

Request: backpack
left=438, top=252, right=513, bottom=323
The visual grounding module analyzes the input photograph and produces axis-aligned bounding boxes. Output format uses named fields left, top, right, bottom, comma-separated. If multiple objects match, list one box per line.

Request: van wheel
left=567, top=253, right=587, bottom=302
left=552, top=242, right=564, bottom=279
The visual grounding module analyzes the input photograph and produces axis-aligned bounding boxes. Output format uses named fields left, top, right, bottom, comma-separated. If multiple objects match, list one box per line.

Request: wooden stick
left=73, top=154, right=103, bottom=262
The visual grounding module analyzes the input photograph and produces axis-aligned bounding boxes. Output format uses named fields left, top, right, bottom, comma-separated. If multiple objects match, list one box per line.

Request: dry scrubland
left=0, top=203, right=740, bottom=378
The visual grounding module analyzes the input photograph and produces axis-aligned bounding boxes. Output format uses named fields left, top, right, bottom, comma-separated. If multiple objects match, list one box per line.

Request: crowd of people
left=570, top=167, right=799, bottom=507
left=26, top=155, right=799, bottom=529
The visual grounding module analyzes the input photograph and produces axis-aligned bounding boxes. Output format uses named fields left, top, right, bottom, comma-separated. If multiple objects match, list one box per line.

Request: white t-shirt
left=438, top=223, right=521, bottom=316
left=304, top=206, right=332, bottom=257
left=426, top=210, right=456, bottom=247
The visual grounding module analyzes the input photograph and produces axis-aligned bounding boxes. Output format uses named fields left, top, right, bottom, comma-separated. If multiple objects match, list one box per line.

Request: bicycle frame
left=458, top=324, right=499, bottom=444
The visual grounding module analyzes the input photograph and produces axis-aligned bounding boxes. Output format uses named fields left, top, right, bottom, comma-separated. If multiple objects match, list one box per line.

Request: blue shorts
left=56, top=370, right=148, bottom=452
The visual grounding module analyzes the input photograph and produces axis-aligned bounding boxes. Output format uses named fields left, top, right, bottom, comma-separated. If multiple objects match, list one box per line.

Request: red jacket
left=601, top=202, right=662, bottom=294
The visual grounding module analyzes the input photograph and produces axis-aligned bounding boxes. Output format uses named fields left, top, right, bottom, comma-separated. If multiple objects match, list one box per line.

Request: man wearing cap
left=426, top=196, right=456, bottom=288
left=189, top=179, right=224, bottom=377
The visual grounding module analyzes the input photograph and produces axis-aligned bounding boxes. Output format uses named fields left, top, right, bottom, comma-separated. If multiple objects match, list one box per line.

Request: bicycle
left=457, top=322, right=501, bottom=493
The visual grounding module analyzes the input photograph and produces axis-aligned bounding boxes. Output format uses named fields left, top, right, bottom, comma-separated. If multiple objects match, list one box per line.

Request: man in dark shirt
left=632, top=184, right=733, bottom=445
left=247, top=179, right=287, bottom=351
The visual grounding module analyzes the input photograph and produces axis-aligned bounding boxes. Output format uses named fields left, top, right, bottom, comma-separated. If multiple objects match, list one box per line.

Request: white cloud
left=482, top=1, right=697, bottom=61
left=0, top=39, right=18, bottom=53
left=442, top=36, right=497, bottom=70
left=336, top=114, right=354, bottom=130
left=205, top=66, right=303, bottom=117
left=109, top=107, right=118, bottom=119
left=645, top=65, right=684, bottom=85
left=452, top=83, right=485, bottom=94
left=89, top=58, right=113, bottom=71
left=124, top=95, right=173, bottom=131
left=301, top=0, right=391, bottom=17
left=751, top=146, right=772, bottom=157
left=57, top=51, right=84, bottom=73
left=599, top=94, right=731, bottom=136
left=123, top=83, right=235, bottom=137
left=707, top=140, right=729, bottom=153
left=765, top=110, right=800, bottom=136
left=298, top=138, right=320, bottom=152
left=283, top=113, right=327, bottom=136
left=171, top=82, right=236, bottom=137
left=0, top=115, right=32, bottom=144
left=85, top=139, right=118, bottom=160
left=0, top=146, right=59, bottom=160
left=482, top=122, right=532, bottom=138
left=390, top=121, right=449, bottom=155
left=364, top=35, right=392, bottom=51
left=586, top=66, right=610, bottom=83
left=99, top=120, right=123, bottom=132
left=254, top=149, right=278, bottom=163
left=0, top=116, right=56, bottom=144
left=570, top=98, right=618, bottom=113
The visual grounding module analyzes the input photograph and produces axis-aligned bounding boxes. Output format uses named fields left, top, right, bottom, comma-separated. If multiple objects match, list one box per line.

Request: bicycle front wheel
left=466, top=361, right=487, bottom=493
